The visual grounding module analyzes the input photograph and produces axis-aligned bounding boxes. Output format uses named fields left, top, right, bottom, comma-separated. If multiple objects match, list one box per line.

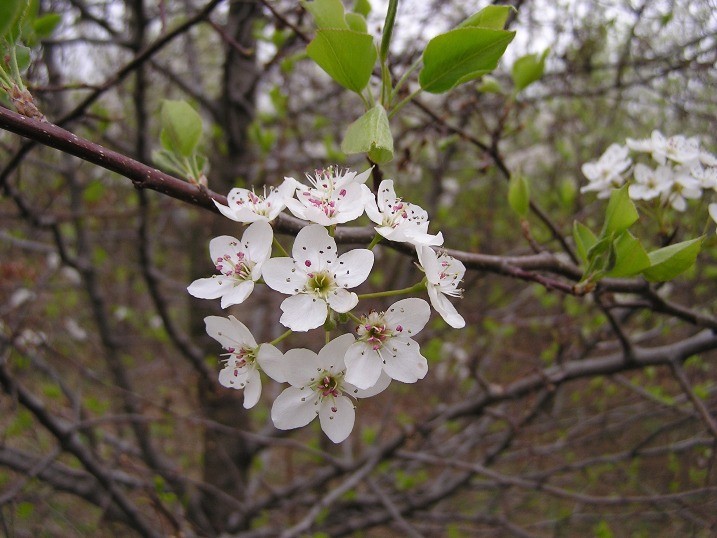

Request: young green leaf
left=159, top=100, right=203, bottom=158
left=419, top=28, right=515, bottom=94
left=353, top=0, right=371, bottom=17
left=573, top=221, right=597, bottom=264
left=341, top=104, right=394, bottom=163
left=508, top=173, right=530, bottom=218
left=602, top=185, right=638, bottom=236
left=345, top=12, right=367, bottom=33
left=642, top=237, right=703, bottom=282
left=0, top=0, right=26, bottom=41
left=32, top=13, right=62, bottom=39
left=477, top=75, right=503, bottom=94
left=306, top=29, right=376, bottom=93
left=605, top=231, right=651, bottom=278
left=512, top=48, right=549, bottom=92
left=458, top=5, right=514, bottom=30
left=301, top=0, right=348, bottom=29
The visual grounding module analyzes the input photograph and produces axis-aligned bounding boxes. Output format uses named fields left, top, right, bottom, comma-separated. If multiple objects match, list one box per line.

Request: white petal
left=382, top=338, right=428, bottom=383
left=316, top=333, right=354, bottom=373
left=404, top=229, right=444, bottom=247
left=292, top=225, right=338, bottom=269
left=326, top=288, right=358, bottom=313
left=242, top=368, right=262, bottom=409
left=271, top=386, right=319, bottom=430
left=262, top=258, right=305, bottom=294
left=344, top=343, right=382, bottom=390
left=213, top=199, right=241, bottom=222
left=281, top=347, right=321, bottom=386
left=364, top=194, right=381, bottom=225
left=319, top=395, right=355, bottom=443
left=257, top=343, right=287, bottom=383
left=384, top=298, right=431, bottom=335
left=427, top=286, right=466, bottom=329
left=209, top=235, right=242, bottom=265
left=279, top=294, right=328, bottom=331
left=218, top=363, right=250, bottom=389
left=709, top=203, right=717, bottom=225
left=187, top=276, right=232, bottom=300
left=333, top=249, right=373, bottom=288
left=416, top=246, right=440, bottom=285
left=204, top=315, right=256, bottom=349
left=376, top=179, right=397, bottom=212
left=243, top=221, right=274, bottom=263
left=350, top=370, right=392, bottom=398
left=219, top=281, right=254, bottom=308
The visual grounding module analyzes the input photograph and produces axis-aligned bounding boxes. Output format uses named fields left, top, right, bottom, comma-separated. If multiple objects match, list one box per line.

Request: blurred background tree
left=1, top=0, right=716, bottom=536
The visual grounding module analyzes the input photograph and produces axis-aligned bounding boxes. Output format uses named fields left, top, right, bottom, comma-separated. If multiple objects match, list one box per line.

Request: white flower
left=187, top=221, right=273, bottom=308
left=627, top=131, right=700, bottom=166
left=270, top=334, right=390, bottom=443
left=708, top=203, right=717, bottom=232
left=628, top=164, right=673, bottom=201
left=344, top=298, right=430, bottom=390
left=285, top=166, right=373, bottom=225
left=262, top=224, right=374, bottom=331
left=365, top=180, right=444, bottom=246
left=580, top=144, right=632, bottom=198
left=690, top=165, right=717, bottom=191
left=417, top=246, right=466, bottom=329
left=214, top=178, right=297, bottom=223
left=205, top=315, right=286, bottom=409
left=662, top=170, right=702, bottom=212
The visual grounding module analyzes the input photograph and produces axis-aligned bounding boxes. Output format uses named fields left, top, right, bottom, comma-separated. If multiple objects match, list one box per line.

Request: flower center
left=356, top=311, right=396, bottom=350
left=312, top=371, right=343, bottom=402
left=305, top=270, right=334, bottom=297
left=223, top=345, right=256, bottom=370
left=215, top=249, right=255, bottom=281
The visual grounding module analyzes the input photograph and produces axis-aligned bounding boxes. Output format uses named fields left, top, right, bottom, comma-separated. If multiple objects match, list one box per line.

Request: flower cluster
left=189, top=167, right=466, bottom=442
left=580, top=131, right=717, bottom=215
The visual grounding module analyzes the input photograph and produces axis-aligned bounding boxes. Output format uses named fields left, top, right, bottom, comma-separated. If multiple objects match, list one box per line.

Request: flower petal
left=326, top=288, right=358, bottom=313
left=218, top=363, right=250, bottom=389
left=187, top=276, right=232, bottom=300
left=350, top=370, right=392, bottom=398
left=319, top=395, right=355, bottom=443
left=333, top=249, right=373, bottom=288
left=257, top=343, right=287, bottom=383
left=344, top=343, right=382, bottom=390
left=204, top=315, right=256, bottom=349
left=262, top=258, right=305, bottom=294
left=279, top=294, right=328, bottom=331
left=382, top=338, right=428, bottom=383
left=416, top=245, right=440, bottom=285
left=209, top=235, right=242, bottom=265
left=316, top=333, right=354, bottom=373
left=242, top=368, right=262, bottom=409
left=281, top=348, right=321, bottom=386
left=219, top=280, right=254, bottom=308
left=271, top=386, right=319, bottom=430
left=292, top=225, right=338, bottom=270
left=427, top=286, right=466, bottom=329
left=384, top=298, right=431, bottom=335
left=243, top=220, right=274, bottom=263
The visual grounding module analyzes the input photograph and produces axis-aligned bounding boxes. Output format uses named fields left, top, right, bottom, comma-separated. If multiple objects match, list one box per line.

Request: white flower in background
left=262, top=224, right=374, bottom=331
left=270, top=334, right=390, bottom=443
left=690, top=165, right=717, bottom=191
left=627, top=131, right=700, bottom=166
left=708, top=203, right=717, bottom=232
left=365, top=180, right=444, bottom=246
left=417, top=246, right=466, bottom=329
left=344, top=298, right=430, bottom=390
left=580, top=143, right=632, bottom=198
left=214, top=177, right=297, bottom=223
left=187, top=221, right=273, bottom=309
left=285, top=166, right=373, bottom=225
left=662, top=170, right=702, bottom=212
left=628, top=164, right=673, bottom=201
left=205, top=315, right=285, bottom=409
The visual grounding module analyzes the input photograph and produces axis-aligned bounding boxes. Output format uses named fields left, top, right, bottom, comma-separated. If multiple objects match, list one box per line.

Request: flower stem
left=269, top=329, right=292, bottom=346
left=346, top=311, right=362, bottom=324
left=272, top=236, right=289, bottom=257
left=357, top=281, right=426, bottom=300
left=367, top=233, right=383, bottom=250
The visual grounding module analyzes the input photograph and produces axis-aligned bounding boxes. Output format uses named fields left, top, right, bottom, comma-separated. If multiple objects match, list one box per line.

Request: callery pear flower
left=628, top=164, right=673, bottom=201
left=417, top=246, right=466, bottom=329
left=344, top=298, right=431, bottom=390
left=285, top=166, right=373, bottom=225
left=662, top=170, right=702, bottom=212
left=627, top=131, right=700, bottom=166
left=365, top=180, right=444, bottom=246
left=214, top=177, right=298, bottom=223
left=580, top=144, right=632, bottom=198
left=205, top=315, right=285, bottom=409
left=270, top=334, right=390, bottom=443
left=262, top=224, right=374, bottom=331
left=187, top=221, right=273, bottom=308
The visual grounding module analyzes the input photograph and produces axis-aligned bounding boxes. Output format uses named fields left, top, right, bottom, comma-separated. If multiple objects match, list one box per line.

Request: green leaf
left=458, top=5, right=514, bottom=30
left=301, top=0, right=348, bottom=29
left=508, top=173, right=530, bottom=218
left=642, top=237, right=703, bottom=282
left=353, top=0, right=371, bottom=17
left=15, top=44, right=31, bottom=73
left=159, top=100, right=202, bottom=157
left=477, top=75, right=503, bottom=93
left=0, top=0, right=25, bottom=40
left=344, top=12, right=367, bottom=33
left=602, top=185, right=638, bottom=236
left=573, top=221, right=597, bottom=264
left=419, top=27, right=515, bottom=94
left=512, top=48, right=549, bottom=91
left=306, top=29, right=376, bottom=93
left=606, top=231, right=650, bottom=277
left=32, top=13, right=61, bottom=39
left=341, top=104, right=394, bottom=163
